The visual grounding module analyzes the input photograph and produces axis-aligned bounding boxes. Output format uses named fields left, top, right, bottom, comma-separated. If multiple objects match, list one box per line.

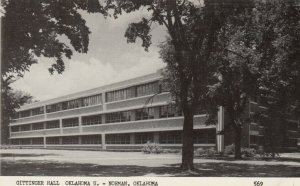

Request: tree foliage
left=252, top=0, right=300, bottom=154
left=1, top=0, right=103, bottom=144
left=1, top=76, right=34, bottom=144
left=1, top=0, right=104, bottom=76
left=103, top=0, right=253, bottom=169
left=208, top=0, right=300, bottom=157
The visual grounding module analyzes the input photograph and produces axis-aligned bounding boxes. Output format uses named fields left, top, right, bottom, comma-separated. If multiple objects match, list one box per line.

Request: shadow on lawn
left=0, top=153, right=57, bottom=158
left=1, top=159, right=300, bottom=177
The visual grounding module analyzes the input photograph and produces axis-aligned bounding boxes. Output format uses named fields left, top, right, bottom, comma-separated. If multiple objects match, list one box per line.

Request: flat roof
left=17, top=70, right=163, bottom=111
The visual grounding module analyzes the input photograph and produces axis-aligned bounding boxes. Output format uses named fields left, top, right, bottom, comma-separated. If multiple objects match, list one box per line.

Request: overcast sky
left=11, top=8, right=167, bottom=101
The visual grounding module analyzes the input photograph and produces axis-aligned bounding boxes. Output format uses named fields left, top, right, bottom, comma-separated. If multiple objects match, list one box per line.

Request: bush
left=224, top=144, right=257, bottom=157
left=206, top=148, right=217, bottom=157
left=194, top=148, right=206, bottom=157
left=194, top=147, right=217, bottom=157
left=142, top=142, right=162, bottom=154
left=224, top=144, right=235, bottom=155
left=241, top=147, right=256, bottom=157
left=161, top=149, right=181, bottom=154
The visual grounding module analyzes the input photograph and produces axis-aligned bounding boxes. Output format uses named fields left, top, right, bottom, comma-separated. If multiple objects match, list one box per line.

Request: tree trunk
left=234, top=125, right=242, bottom=159
left=181, top=110, right=194, bottom=171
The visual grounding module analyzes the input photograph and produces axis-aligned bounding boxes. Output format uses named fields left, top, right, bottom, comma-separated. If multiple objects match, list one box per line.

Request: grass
left=1, top=157, right=300, bottom=176
left=1, top=149, right=300, bottom=176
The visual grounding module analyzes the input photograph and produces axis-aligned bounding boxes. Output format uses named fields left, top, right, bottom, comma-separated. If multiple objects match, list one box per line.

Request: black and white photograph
left=0, top=0, right=300, bottom=184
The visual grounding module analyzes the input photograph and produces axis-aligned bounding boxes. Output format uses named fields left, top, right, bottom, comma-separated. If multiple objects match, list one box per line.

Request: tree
left=207, top=2, right=259, bottom=159
left=1, top=0, right=103, bottom=76
left=104, top=0, right=251, bottom=169
left=1, top=76, right=34, bottom=144
left=1, top=0, right=103, bottom=144
left=208, top=0, right=300, bottom=158
left=252, top=0, right=300, bottom=155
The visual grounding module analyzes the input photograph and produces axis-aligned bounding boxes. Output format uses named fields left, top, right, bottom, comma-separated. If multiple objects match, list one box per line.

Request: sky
left=11, top=8, right=168, bottom=101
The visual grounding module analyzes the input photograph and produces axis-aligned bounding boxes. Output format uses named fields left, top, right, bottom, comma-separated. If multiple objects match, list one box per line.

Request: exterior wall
left=9, top=70, right=219, bottom=151
left=223, top=100, right=299, bottom=151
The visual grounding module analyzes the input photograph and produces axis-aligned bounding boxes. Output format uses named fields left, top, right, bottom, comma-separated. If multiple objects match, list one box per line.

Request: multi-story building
left=8, top=70, right=299, bottom=152
left=9, top=70, right=219, bottom=151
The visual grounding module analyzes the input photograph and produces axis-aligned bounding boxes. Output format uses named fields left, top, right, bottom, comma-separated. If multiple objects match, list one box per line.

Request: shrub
left=162, top=149, right=181, bottom=154
left=206, top=148, right=217, bottom=157
left=194, top=147, right=217, bottom=157
left=194, top=148, right=206, bottom=157
left=224, top=144, right=235, bottom=155
left=241, top=147, right=256, bottom=157
left=224, top=144, right=257, bottom=157
left=142, top=142, right=162, bottom=154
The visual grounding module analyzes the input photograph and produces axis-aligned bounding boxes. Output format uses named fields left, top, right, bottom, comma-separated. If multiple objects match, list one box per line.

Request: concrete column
left=78, top=136, right=82, bottom=145
left=130, top=133, right=135, bottom=144
left=43, top=136, right=47, bottom=148
left=59, top=137, right=62, bottom=145
left=153, top=107, right=160, bottom=119
left=79, top=116, right=82, bottom=133
left=154, top=132, right=159, bottom=144
left=217, top=106, right=225, bottom=153
left=130, top=110, right=136, bottom=121
left=8, top=126, right=11, bottom=139
left=101, top=134, right=106, bottom=150
left=59, top=119, right=63, bottom=134
left=102, top=93, right=106, bottom=111
left=44, top=105, right=47, bottom=119
left=101, top=114, right=106, bottom=124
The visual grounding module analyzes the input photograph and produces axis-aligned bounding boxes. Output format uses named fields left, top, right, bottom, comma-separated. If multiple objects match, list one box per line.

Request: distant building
left=8, top=70, right=299, bottom=151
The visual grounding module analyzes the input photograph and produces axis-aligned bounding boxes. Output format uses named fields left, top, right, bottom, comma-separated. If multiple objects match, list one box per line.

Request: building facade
left=8, top=70, right=299, bottom=151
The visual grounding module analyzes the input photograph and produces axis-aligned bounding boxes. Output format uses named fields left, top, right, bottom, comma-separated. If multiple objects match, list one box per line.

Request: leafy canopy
left=1, top=0, right=104, bottom=76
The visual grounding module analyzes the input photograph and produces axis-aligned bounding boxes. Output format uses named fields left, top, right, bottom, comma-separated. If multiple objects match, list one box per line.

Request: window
left=46, top=103, right=62, bottom=113
left=159, top=81, right=169, bottom=93
left=106, top=87, right=136, bottom=102
left=11, top=139, right=19, bottom=145
left=105, top=111, right=131, bottom=123
left=46, top=120, right=60, bottom=129
left=20, top=138, right=31, bottom=145
left=159, top=105, right=176, bottom=118
left=12, top=113, right=19, bottom=119
left=82, top=135, right=102, bottom=144
left=105, top=133, right=130, bottom=144
left=32, top=122, right=44, bottom=130
left=62, top=118, right=79, bottom=128
left=135, top=132, right=154, bottom=144
left=11, top=126, right=19, bottom=132
left=250, top=135, right=259, bottom=145
left=82, top=115, right=102, bottom=125
left=62, top=99, right=82, bottom=110
left=46, top=137, right=60, bottom=144
left=136, top=108, right=154, bottom=120
left=159, top=131, right=182, bottom=144
left=284, top=138, right=298, bottom=147
left=20, top=110, right=31, bottom=118
left=286, top=121, right=298, bottom=131
left=193, top=129, right=216, bottom=144
left=20, top=124, right=31, bottom=131
left=32, top=107, right=44, bottom=116
left=82, top=94, right=102, bottom=107
left=136, top=82, right=159, bottom=97
left=62, top=136, right=79, bottom=144
left=194, top=106, right=206, bottom=115
left=32, top=138, right=44, bottom=145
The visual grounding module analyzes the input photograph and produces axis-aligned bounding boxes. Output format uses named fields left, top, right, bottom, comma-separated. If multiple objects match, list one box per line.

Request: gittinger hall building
left=9, top=70, right=299, bottom=152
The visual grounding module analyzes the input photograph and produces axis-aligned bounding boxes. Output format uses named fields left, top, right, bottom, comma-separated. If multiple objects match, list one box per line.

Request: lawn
left=1, top=149, right=300, bottom=176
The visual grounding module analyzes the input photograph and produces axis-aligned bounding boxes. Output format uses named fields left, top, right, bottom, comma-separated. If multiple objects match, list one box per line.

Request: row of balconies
left=10, top=115, right=211, bottom=138
left=10, top=93, right=172, bottom=125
